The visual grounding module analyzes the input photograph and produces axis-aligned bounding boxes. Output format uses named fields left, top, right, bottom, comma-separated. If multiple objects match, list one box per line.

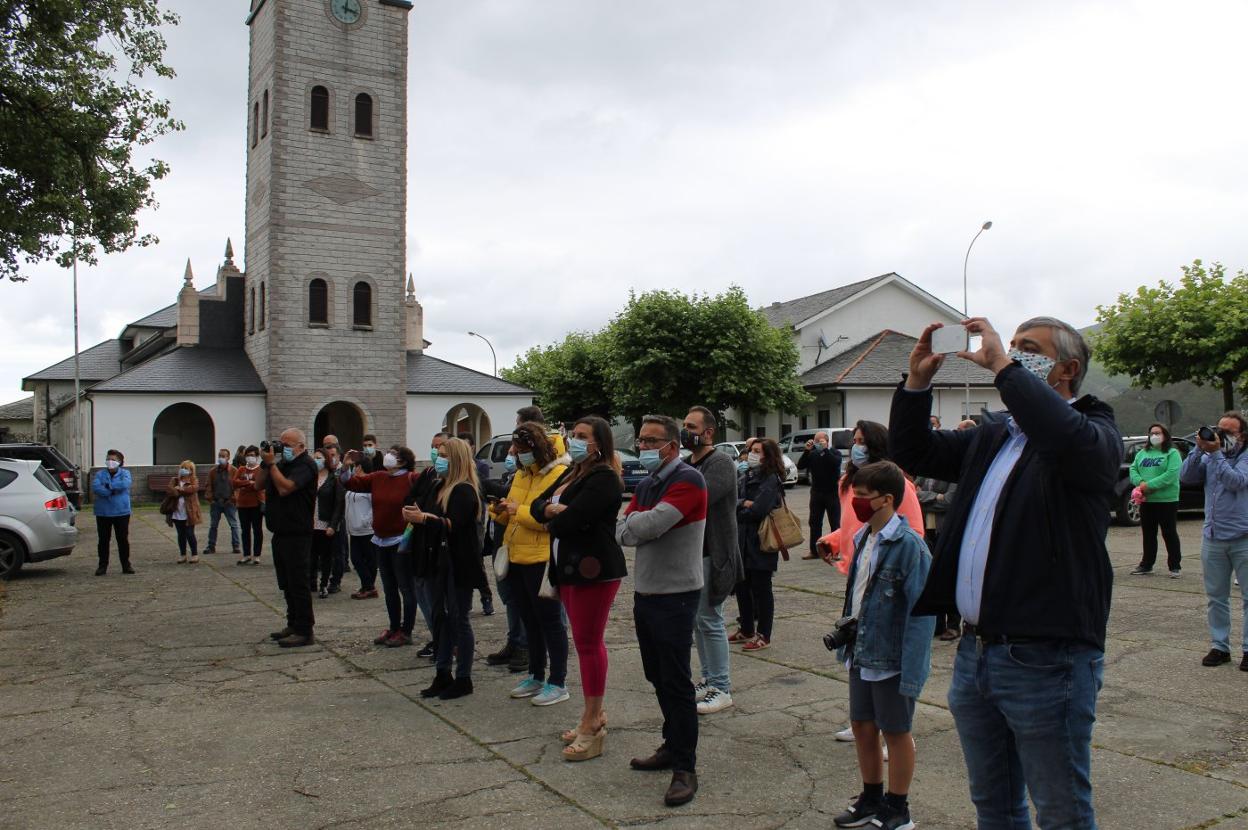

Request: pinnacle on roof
left=224, top=238, right=234, bottom=264
left=182, top=259, right=194, bottom=286
left=406, top=273, right=416, bottom=303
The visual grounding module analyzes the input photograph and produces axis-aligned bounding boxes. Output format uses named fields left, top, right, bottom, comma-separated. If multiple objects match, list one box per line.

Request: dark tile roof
left=760, top=274, right=896, bottom=329
left=801, top=330, right=998, bottom=387
left=90, top=348, right=265, bottom=394
left=406, top=353, right=533, bottom=396
left=0, top=396, right=33, bottom=419
left=24, top=339, right=126, bottom=382
left=128, top=286, right=217, bottom=330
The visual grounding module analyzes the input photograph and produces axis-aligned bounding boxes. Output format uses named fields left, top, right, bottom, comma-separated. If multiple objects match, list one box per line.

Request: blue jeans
left=206, top=503, right=240, bottom=551
left=1201, top=534, right=1248, bottom=653
left=496, top=568, right=528, bottom=648
left=414, top=577, right=435, bottom=636
left=377, top=544, right=417, bottom=635
left=948, top=635, right=1103, bottom=830
left=349, top=534, right=377, bottom=591
left=694, top=558, right=730, bottom=693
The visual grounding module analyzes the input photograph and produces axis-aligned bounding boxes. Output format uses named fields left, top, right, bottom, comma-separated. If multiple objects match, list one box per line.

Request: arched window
left=310, top=85, right=329, bottom=131
left=252, top=101, right=259, bottom=147
left=261, top=89, right=269, bottom=138
left=248, top=286, right=256, bottom=334
left=354, top=93, right=373, bottom=137
left=309, top=278, right=329, bottom=325
left=353, top=281, right=372, bottom=327
left=258, top=282, right=266, bottom=330
left=153, top=403, right=215, bottom=465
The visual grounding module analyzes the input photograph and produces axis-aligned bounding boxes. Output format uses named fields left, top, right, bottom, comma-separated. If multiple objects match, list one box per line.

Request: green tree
left=601, top=286, right=811, bottom=424
left=501, top=331, right=613, bottom=423
left=1093, top=259, right=1248, bottom=411
left=0, top=0, right=183, bottom=282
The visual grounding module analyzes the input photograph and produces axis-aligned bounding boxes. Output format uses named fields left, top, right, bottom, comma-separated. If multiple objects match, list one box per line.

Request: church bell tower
left=243, top=0, right=412, bottom=446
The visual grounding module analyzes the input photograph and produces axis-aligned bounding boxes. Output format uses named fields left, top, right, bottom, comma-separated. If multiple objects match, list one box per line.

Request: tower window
left=354, top=93, right=373, bottom=138
left=353, top=281, right=372, bottom=328
left=309, top=278, right=329, bottom=325
left=252, top=101, right=259, bottom=147
left=259, top=282, right=266, bottom=330
left=248, top=286, right=256, bottom=334
left=310, top=85, right=329, bottom=131
left=261, top=89, right=269, bottom=138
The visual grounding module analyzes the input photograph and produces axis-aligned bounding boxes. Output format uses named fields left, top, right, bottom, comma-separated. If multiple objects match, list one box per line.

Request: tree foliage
left=0, top=0, right=183, bottom=281
left=1093, top=260, right=1248, bottom=411
left=504, top=286, right=811, bottom=427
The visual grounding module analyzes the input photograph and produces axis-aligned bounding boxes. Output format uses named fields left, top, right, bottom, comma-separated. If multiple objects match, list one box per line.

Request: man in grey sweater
left=618, top=414, right=708, bottom=807
left=682, top=406, right=743, bottom=715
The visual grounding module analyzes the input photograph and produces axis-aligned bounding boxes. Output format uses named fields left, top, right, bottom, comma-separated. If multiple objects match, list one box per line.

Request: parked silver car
left=713, top=442, right=799, bottom=488
left=0, top=459, right=78, bottom=578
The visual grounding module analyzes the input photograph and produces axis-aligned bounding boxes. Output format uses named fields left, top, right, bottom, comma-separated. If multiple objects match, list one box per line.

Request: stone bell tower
left=242, top=0, right=412, bottom=446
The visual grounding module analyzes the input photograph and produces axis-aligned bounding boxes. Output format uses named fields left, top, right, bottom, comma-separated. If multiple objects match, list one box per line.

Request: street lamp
left=962, top=220, right=992, bottom=416
left=467, top=331, right=498, bottom=377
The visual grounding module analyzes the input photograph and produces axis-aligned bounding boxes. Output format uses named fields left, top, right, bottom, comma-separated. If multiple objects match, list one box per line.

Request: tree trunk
left=1223, top=373, right=1235, bottom=413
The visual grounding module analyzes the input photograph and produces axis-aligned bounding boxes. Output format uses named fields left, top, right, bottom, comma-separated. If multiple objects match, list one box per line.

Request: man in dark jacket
left=889, top=316, right=1120, bottom=830
left=797, top=431, right=841, bottom=559
left=257, top=428, right=320, bottom=648
left=682, top=406, right=743, bottom=715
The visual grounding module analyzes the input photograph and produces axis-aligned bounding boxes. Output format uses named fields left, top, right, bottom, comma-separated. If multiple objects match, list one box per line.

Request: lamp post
left=962, top=220, right=992, bottom=416
left=71, top=229, right=83, bottom=474
left=467, top=331, right=498, bottom=377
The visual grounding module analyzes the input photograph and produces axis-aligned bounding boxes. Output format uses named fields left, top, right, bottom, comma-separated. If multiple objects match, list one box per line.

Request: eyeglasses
left=636, top=436, right=673, bottom=449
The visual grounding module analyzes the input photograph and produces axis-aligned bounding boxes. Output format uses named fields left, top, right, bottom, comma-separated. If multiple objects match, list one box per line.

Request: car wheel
left=1116, top=491, right=1142, bottom=527
left=0, top=531, right=25, bottom=579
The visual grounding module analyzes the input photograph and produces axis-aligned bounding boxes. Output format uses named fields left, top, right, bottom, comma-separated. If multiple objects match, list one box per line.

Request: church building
left=20, top=0, right=533, bottom=468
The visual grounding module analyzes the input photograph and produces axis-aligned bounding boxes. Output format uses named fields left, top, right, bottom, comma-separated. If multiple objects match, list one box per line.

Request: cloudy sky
left=3, top=0, right=1246, bottom=405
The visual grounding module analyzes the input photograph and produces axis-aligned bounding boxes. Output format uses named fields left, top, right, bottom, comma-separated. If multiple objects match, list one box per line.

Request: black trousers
left=808, top=489, right=840, bottom=554
left=237, top=506, right=264, bottom=558
left=634, top=589, right=700, bottom=773
left=310, top=530, right=334, bottom=590
left=96, top=515, right=130, bottom=569
left=511, top=561, right=568, bottom=686
left=1140, top=501, right=1182, bottom=571
left=736, top=568, right=775, bottom=639
left=272, top=533, right=315, bottom=635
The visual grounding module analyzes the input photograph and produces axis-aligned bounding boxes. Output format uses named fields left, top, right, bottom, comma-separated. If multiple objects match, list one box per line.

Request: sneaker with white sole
left=1129, top=567, right=1152, bottom=575
left=693, top=680, right=710, bottom=702
left=697, top=687, right=733, bottom=715
left=1169, top=569, right=1182, bottom=579
left=510, top=676, right=544, bottom=698
left=835, top=725, right=855, bottom=742
left=531, top=683, right=570, bottom=706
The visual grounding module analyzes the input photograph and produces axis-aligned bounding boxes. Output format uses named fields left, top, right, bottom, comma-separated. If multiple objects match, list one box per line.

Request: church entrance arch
left=314, top=401, right=366, bottom=452
left=153, top=403, right=215, bottom=465
left=442, top=403, right=492, bottom=449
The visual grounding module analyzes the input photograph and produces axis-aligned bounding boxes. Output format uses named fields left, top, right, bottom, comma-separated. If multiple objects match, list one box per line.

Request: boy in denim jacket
left=834, top=461, right=934, bottom=830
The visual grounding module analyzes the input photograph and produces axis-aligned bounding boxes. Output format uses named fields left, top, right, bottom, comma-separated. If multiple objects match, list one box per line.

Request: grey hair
left=641, top=414, right=681, bottom=442
left=281, top=427, right=308, bottom=447
left=1017, top=316, right=1090, bottom=395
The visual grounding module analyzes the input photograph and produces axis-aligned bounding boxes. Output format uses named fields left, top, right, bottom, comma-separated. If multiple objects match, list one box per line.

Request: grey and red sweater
left=616, top=457, right=707, bottom=594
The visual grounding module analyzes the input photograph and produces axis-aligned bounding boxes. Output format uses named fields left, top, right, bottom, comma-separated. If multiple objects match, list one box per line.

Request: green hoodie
left=1128, top=446, right=1182, bottom=503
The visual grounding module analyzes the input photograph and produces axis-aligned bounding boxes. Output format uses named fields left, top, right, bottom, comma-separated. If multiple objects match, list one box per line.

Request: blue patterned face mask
left=1008, top=348, right=1056, bottom=384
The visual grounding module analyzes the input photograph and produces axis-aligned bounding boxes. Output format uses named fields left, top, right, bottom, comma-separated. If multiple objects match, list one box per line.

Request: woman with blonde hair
left=166, top=461, right=202, bottom=564
left=406, top=437, right=486, bottom=700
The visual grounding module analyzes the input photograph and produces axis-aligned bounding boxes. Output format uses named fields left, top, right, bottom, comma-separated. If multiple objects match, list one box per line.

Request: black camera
left=1197, top=425, right=1218, bottom=443
left=260, top=439, right=285, bottom=453
left=822, top=616, right=858, bottom=652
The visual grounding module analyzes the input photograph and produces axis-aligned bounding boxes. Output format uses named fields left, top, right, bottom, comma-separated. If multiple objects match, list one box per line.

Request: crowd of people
left=87, top=315, right=1248, bottom=829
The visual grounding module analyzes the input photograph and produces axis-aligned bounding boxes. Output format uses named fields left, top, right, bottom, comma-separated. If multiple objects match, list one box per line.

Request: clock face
left=330, top=0, right=362, bottom=24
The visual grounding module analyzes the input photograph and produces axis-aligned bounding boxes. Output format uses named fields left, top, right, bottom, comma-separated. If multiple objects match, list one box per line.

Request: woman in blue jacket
left=92, top=449, right=134, bottom=575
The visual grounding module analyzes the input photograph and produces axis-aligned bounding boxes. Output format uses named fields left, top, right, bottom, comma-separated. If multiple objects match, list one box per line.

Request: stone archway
left=314, top=400, right=366, bottom=452
left=153, top=403, right=215, bottom=465
left=441, top=403, right=492, bottom=450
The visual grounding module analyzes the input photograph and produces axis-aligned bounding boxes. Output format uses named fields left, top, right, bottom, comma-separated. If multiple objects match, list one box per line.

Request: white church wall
left=406, top=395, right=534, bottom=450
left=90, top=394, right=267, bottom=466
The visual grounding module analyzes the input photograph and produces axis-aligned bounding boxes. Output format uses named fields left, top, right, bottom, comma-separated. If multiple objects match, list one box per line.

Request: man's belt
left=961, top=622, right=1054, bottom=645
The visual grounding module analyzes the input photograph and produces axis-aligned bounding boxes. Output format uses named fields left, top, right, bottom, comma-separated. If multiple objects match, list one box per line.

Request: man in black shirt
left=256, top=427, right=319, bottom=647
left=796, top=431, right=841, bottom=560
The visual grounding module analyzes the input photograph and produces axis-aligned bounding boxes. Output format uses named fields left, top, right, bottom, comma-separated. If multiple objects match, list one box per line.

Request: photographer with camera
left=1181, top=411, right=1248, bottom=669
left=254, top=428, right=319, bottom=648
left=829, top=461, right=933, bottom=830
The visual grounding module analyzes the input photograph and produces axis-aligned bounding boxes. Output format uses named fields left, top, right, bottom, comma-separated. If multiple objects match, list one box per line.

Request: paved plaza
left=2, top=489, right=1247, bottom=829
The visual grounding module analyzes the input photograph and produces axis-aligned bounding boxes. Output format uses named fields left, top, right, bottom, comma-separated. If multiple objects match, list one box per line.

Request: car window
left=33, top=466, right=60, bottom=492
left=1173, top=439, right=1192, bottom=459
left=490, top=442, right=511, bottom=463
left=716, top=445, right=735, bottom=457
left=0, top=469, right=16, bottom=490
left=1122, top=441, right=1143, bottom=464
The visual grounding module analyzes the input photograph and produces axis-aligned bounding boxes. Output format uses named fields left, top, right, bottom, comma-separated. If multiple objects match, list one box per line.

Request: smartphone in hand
left=931, top=325, right=969, bottom=355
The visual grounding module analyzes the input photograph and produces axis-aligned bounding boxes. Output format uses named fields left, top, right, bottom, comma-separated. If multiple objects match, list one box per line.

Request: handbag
left=493, top=544, right=510, bottom=580
left=158, top=493, right=179, bottom=516
left=759, top=487, right=803, bottom=559
left=537, top=558, right=559, bottom=601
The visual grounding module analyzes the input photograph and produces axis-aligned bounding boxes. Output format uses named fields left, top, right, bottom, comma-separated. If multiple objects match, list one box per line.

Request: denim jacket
left=837, top=513, right=935, bottom=698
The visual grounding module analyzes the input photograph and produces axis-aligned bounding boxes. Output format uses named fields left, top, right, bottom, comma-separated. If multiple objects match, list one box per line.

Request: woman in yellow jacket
left=492, top=421, right=571, bottom=706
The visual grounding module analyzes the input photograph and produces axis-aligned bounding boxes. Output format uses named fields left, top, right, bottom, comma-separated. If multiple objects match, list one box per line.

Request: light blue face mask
left=736, top=460, right=749, bottom=474
left=518, top=451, right=535, bottom=468
left=315, top=458, right=325, bottom=471
left=282, top=447, right=295, bottom=463
left=434, top=456, right=449, bottom=475
left=850, top=444, right=869, bottom=466
left=639, top=449, right=664, bottom=473
left=567, top=437, right=590, bottom=462
left=504, top=455, right=517, bottom=472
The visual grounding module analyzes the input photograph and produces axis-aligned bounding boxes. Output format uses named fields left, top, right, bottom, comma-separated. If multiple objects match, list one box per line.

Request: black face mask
left=679, top=428, right=704, bottom=450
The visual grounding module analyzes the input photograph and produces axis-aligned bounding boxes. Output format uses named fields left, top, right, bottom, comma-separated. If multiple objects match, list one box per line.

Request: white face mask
left=217, top=457, right=229, bottom=466
left=382, top=452, right=399, bottom=470
left=747, top=453, right=762, bottom=469
left=245, top=455, right=259, bottom=467
left=1149, top=434, right=1164, bottom=447
left=106, top=459, right=120, bottom=471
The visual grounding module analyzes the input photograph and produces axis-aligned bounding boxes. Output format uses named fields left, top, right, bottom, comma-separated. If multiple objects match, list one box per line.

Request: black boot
left=486, top=643, right=513, bottom=666
left=421, top=671, right=453, bottom=698
left=508, top=646, right=529, bottom=674
left=438, top=677, right=473, bottom=700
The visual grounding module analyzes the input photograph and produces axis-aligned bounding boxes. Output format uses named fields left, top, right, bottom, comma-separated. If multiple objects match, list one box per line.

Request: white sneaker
left=693, top=680, right=710, bottom=702
left=510, top=676, right=543, bottom=699
left=697, top=688, right=733, bottom=715
left=1169, top=569, right=1182, bottom=579
left=835, top=726, right=855, bottom=742
left=531, top=683, right=570, bottom=706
